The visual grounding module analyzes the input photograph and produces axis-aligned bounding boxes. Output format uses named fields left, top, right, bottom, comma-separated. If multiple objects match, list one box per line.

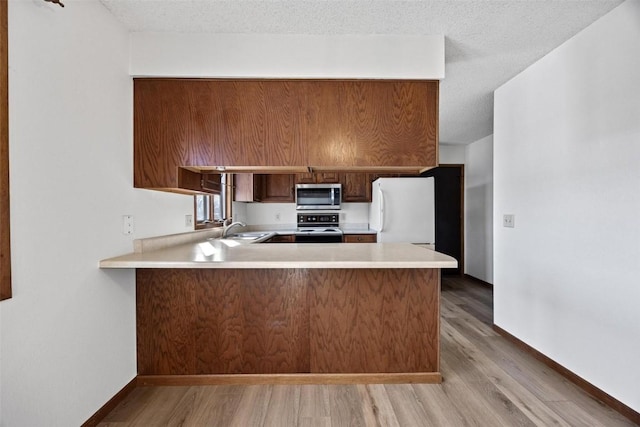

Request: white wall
left=494, top=0, right=640, bottom=412
left=464, top=135, right=493, bottom=283
left=130, top=33, right=444, bottom=79
left=439, top=144, right=465, bottom=165
left=1, top=1, right=193, bottom=425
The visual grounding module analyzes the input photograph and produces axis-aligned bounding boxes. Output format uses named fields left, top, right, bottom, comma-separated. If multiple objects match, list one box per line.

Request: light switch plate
left=503, top=214, right=515, bottom=228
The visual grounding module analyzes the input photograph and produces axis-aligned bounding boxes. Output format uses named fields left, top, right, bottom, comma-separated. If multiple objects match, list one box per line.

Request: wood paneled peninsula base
left=100, top=241, right=457, bottom=385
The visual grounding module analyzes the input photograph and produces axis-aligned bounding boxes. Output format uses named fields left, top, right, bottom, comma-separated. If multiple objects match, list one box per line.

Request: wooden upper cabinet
left=315, top=172, right=340, bottom=183
left=134, top=79, right=309, bottom=189
left=213, top=80, right=307, bottom=166
left=134, top=79, right=437, bottom=190
left=295, top=172, right=316, bottom=184
left=134, top=79, right=214, bottom=189
left=234, top=173, right=294, bottom=203
left=234, top=173, right=256, bottom=202
left=341, top=173, right=372, bottom=203
left=294, top=172, right=340, bottom=184
left=306, top=81, right=438, bottom=168
left=256, top=174, right=295, bottom=202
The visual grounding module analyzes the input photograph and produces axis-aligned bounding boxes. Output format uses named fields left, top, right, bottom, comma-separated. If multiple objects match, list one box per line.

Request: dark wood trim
left=493, top=324, right=640, bottom=425
left=464, top=274, right=493, bottom=288
left=80, top=376, right=138, bottom=427
left=137, top=372, right=442, bottom=387
left=0, top=0, right=11, bottom=301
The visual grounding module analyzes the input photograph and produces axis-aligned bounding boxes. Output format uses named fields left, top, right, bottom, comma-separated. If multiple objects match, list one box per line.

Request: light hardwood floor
left=98, top=276, right=637, bottom=426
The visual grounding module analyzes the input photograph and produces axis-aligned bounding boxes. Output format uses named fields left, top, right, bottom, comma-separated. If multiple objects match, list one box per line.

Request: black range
left=294, top=213, right=343, bottom=243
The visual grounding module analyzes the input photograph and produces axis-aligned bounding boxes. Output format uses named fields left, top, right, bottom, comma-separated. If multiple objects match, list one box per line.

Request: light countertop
left=99, top=239, right=457, bottom=270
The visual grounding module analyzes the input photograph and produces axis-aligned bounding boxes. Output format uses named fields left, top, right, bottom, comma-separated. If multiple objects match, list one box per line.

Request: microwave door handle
left=379, top=188, right=385, bottom=232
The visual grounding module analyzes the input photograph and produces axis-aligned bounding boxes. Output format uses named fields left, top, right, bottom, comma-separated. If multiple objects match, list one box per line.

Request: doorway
left=422, top=165, right=464, bottom=275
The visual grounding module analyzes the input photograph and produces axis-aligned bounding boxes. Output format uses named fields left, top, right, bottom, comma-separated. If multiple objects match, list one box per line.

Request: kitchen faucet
left=222, top=220, right=246, bottom=237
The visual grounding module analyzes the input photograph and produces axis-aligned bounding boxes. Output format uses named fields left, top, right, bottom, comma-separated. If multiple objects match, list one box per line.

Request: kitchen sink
left=224, top=232, right=275, bottom=243
left=230, top=232, right=270, bottom=238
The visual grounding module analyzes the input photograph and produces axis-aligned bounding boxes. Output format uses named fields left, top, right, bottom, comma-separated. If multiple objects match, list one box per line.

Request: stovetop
left=295, top=227, right=343, bottom=236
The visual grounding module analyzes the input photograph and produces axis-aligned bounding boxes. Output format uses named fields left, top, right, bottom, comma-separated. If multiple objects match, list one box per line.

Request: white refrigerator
left=369, top=177, right=435, bottom=244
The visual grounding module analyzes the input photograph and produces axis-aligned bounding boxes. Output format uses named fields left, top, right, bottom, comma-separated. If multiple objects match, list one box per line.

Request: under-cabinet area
left=234, top=172, right=375, bottom=203
left=224, top=175, right=436, bottom=245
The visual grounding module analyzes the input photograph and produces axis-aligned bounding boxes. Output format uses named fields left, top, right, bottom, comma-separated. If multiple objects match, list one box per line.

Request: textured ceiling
left=99, top=0, right=624, bottom=145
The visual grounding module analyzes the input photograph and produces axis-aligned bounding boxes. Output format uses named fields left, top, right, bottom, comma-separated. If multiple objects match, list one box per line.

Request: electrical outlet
left=122, top=215, right=134, bottom=235
left=185, top=214, right=193, bottom=227
left=503, top=214, right=515, bottom=228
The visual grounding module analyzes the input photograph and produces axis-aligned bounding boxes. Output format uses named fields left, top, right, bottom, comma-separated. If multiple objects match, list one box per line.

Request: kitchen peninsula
left=100, top=237, right=456, bottom=385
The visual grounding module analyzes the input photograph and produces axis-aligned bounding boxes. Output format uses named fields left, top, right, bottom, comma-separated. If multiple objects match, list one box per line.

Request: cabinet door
left=306, top=81, right=438, bottom=168
left=341, top=173, right=372, bottom=203
left=234, top=173, right=255, bottom=202
left=258, top=174, right=295, bottom=202
left=295, top=172, right=316, bottom=184
left=343, top=234, right=377, bottom=243
left=177, top=169, right=223, bottom=194
left=295, top=172, right=340, bottom=184
left=210, top=81, right=265, bottom=166
left=315, top=172, right=340, bottom=183
left=201, top=174, right=222, bottom=192
left=135, top=80, right=307, bottom=189
left=135, top=80, right=217, bottom=189
left=211, top=80, right=308, bottom=167
left=263, top=81, right=308, bottom=166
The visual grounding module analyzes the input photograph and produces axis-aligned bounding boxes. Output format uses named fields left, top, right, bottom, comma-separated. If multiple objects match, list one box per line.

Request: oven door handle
left=379, top=187, right=385, bottom=232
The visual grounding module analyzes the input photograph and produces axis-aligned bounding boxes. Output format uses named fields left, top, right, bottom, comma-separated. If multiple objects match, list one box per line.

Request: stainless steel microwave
left=295, top=184, right=342, bottom=210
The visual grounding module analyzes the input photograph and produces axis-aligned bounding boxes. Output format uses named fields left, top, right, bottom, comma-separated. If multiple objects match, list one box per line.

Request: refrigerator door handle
left=379, top=187, right=385, bottom=232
